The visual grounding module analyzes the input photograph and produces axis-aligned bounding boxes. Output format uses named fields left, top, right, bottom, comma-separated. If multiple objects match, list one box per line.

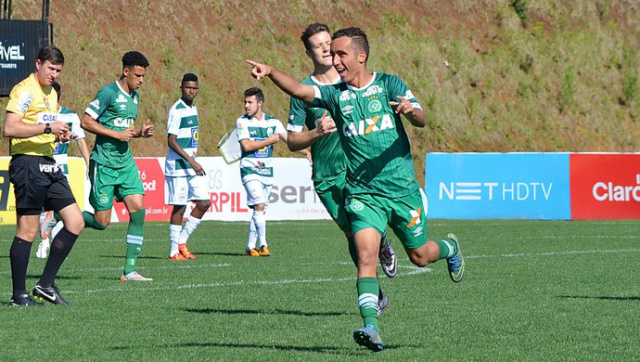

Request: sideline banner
left=570, top=153, right=640, bottom=220
left=425, top=153, right=571, bottom=220
left=0, top=156, right=86, bottom=225
left=110, top=157, right=330, bottom=222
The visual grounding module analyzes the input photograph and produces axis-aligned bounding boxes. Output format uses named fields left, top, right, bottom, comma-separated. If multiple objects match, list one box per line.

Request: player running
left=80, top=51, right=155, bottom=282
left=247, top=27, right=465, bottom=352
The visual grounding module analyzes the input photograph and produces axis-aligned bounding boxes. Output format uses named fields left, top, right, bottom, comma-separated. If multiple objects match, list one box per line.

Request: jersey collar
left=346, top=72, right=378, bottom=91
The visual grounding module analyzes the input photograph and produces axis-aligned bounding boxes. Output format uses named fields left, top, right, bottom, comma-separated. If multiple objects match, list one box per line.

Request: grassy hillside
left=2, top=0, right=639, bottom=185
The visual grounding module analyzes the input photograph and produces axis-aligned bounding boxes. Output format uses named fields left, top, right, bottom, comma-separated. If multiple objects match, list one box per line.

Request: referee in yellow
left=3, top=45, right=84, bottom=307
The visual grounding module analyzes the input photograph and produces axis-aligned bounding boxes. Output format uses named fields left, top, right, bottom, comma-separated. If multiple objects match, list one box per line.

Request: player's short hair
left=301, top=23, right=331, bottom=51
left=182, top=73, right=198, bottom=84
left=37, top=45, right=64, bottom=65
left=51, top=81, right=61, bottom=101
left=244, top=87, right=264, bottom=103
left=122, top=51, right=149, bottom=69
left=333, top=27, right=370, bottom=63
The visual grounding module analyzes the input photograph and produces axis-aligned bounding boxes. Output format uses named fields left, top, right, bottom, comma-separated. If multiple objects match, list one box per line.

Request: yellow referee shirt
left=6, top=73, right=58, bottom=157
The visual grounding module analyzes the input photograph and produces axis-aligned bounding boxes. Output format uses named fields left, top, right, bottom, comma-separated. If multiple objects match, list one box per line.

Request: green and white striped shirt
left=165, top=99, right=199, bottom=177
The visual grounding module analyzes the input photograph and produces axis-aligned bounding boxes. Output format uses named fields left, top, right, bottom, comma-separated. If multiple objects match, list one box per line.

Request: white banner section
left=197, top=157, right=330, bottom=221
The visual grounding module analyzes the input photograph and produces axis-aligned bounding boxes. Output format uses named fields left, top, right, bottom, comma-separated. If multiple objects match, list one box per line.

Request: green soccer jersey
left=312, top=72, right=421, bottom=198
left=85, top=82, right=139, bottom=168
left=288, top=75, right=346, bottom=181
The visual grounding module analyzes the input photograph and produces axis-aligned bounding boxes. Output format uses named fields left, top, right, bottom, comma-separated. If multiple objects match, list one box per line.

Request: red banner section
left=114, top=158, right=170, bottom=222
left=570, top=154, right=640, bottom=220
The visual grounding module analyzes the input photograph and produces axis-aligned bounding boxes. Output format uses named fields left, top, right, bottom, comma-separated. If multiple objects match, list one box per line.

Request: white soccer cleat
left=36, top=239, right=51, bottom=259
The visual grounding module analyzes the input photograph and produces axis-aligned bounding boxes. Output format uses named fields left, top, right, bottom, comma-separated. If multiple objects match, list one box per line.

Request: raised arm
left=246, top=60, right=316, bottom=104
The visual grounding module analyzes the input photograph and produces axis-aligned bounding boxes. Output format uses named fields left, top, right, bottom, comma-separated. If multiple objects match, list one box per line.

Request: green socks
left=434, top=237, right=459, bottom=260
left=124, top=209, right=145, bottom=275
left=82, top=211, right=107, bottom=230
left=357, top=277, right=380, bottom=331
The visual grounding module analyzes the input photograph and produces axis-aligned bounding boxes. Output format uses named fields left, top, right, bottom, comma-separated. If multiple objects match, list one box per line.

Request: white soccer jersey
left=235, top=113, right=285, bottom=185
left=53, top=107, right=85, bottom=175
left=165, top=99, right=199, bottom=177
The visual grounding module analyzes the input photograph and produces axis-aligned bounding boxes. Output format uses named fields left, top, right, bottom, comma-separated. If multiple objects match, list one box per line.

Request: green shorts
left=314, top=173, right=351, bottom=233
left=89, top=160, right=145, bottom=211
left=346, top=189, right=428, bottom=250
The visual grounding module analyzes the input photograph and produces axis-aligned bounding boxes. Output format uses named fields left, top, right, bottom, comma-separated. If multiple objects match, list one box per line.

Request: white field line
left=62, top=265, right=431, bottom=295
left=6, top=248, right=640, bottom=297
left=467, top=248, right=640, bottom=259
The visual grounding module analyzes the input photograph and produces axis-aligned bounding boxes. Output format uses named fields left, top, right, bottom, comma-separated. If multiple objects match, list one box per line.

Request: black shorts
left=9, top=154, right=76, bottom=216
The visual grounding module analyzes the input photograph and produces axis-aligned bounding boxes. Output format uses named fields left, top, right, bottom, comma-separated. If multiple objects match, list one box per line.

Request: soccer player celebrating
left=3, top=45, right=84, bottom=306
left=247, top=27, right=465, bottom=352
left=164, top=73, right=211, bottom=260
left=80, top=51, right=155, bottom=282
left=37, top=81, right=90, bottom=259
left=286, top=23, right=398, bottom=312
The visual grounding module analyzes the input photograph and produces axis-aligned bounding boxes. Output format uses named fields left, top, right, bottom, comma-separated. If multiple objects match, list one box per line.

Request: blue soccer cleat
left=446, top=233, right=465, bottom=283
left=353, top=325, right=384, bottom=352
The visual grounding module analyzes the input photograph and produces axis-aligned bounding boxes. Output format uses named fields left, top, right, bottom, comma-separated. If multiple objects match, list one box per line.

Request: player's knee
left=197, top=200, right=211, bottom=211
left=408, top=252, right=429, bottom=267
left=94, top=221, right=108, bottom=230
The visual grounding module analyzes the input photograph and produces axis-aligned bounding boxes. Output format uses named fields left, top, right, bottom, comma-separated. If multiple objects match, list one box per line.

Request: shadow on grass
left=190, top=252, right=248, bottom=257
left=184, top=307, right=348, bottom=317
left=100, top=255, right=165, bottom=260
left=558, top=295, right=640, bottom=301
left=26, top=274, right=81, bottom=280
left=112, top=341, right=406, bottom=354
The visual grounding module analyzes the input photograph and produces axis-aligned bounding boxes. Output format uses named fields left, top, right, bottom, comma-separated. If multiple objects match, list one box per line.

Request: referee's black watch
left=44, top=123, right=52, bottom=134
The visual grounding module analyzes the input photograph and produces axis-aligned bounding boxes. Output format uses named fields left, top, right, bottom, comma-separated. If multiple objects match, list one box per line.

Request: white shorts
left=165, top=175, right=209, bottom=205
left=244, top=179, right=272, bottom=207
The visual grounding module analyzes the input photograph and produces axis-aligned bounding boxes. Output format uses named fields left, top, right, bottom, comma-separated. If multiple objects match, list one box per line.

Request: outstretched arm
left=246, top=60, right=316, bottom=104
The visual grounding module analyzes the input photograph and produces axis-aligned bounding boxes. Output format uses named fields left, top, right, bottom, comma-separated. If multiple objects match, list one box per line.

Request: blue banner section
left=425, top=153, right=571, bottom=220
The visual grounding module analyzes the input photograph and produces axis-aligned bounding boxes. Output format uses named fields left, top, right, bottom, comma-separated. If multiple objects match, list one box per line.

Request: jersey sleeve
left=6, top=86, right=33, bottom=117
left=166, top=107, right=181, bottom=135
left=287, top=97, right=307, bottom=132
left=387, top=75, right=422, bottom=110
left=310, top=84, right=338, bottom=115
left=85, top=87, right=113, bottom=120
left=235, top=117, right=250, bottom=141
left=70, top=113, right=86, bottom=139
left=274, top=119, right=287, bottom=135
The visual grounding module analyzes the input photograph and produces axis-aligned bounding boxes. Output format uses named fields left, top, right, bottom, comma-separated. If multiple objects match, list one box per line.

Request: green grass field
left=0, top=219, right=638, bottom=361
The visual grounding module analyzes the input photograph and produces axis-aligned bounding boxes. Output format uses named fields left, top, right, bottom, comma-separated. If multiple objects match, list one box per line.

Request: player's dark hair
left=37, top=45, right=64, bottom=65
left=182, top=73, right=198, bottom=84
left=301, top=23, right=331, bottom=51
left=51, top=81, right=61, bottom=101
left=244, top=87, right=264, bottom=103
left=122, top=51, right=149, bottom=69
left=333, top=27, right=370, bottom=63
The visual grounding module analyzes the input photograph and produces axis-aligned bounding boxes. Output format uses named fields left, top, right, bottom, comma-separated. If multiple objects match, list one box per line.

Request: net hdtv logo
left=570, top=154, right=640, bottom=220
